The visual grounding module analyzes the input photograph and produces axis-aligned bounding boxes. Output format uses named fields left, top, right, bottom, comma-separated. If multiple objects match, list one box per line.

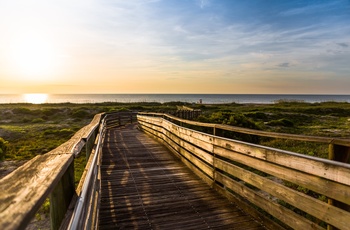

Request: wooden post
left=86, top=130, right=96, bottom=160
left=327, top=143, right=350, bottom=230
left=327, top=144, right=335, bottom=230
left=333, top=144, right=350, bottom=163
left=50, top=162, right=75, bottom=230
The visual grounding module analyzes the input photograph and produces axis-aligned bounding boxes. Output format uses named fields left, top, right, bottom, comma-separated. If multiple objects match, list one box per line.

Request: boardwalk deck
left=99, top=124, right=267, bottom=229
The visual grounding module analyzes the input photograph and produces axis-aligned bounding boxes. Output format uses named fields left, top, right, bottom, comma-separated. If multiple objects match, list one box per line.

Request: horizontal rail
left=138, top=114, right=350, bottom=230
left=68, top=117, right=106, bottom=229
left=138, top=112, right=350, bottom=147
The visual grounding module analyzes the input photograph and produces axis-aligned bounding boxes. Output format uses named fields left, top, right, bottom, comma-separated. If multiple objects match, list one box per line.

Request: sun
left=23, top=94, right=48, bottom=104
left=9, top=32, right=57, bottom=81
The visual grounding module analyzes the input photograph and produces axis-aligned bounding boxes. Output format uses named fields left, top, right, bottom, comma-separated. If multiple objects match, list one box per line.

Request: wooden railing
left=137, top=112, right=350, bottom=230
left=0, top=112, right=137, bottom=230
left=171, top=106, right=201, bottom=120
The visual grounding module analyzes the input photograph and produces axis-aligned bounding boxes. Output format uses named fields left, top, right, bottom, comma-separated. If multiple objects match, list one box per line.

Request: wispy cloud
left=279, top=1, right=341, bottom=16
left=337, top=42, right=349, bottom=48
left=197, top=0, right=211, bottom=9
left=278, top=63, right=290, bottom=68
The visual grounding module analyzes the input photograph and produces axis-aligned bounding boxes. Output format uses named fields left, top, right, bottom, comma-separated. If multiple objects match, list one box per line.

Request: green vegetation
left=0, top=137, right=8, bottom=161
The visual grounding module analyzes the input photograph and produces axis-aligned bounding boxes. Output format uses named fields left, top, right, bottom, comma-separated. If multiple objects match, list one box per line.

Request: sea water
left=0, top=94, right=350, bottom=104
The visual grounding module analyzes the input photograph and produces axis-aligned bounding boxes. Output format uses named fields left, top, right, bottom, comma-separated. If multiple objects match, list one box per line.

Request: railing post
left=327, top=143, right=350, bottom=230
left=50, top=162, right=75, bottom=230
left=86, top=130, right=97, bottom=159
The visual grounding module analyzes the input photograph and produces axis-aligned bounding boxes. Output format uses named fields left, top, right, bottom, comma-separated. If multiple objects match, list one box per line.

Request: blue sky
left=0, top=0, right=349, bottom=93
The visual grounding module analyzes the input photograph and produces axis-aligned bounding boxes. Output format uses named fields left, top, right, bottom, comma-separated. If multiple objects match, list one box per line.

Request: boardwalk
left=99, top=124, right=266, bottom=229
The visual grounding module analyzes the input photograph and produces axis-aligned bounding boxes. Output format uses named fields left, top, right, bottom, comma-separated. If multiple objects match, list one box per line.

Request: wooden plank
left=140, top=123, right=214, bottom=183
left=162, top=119, right=213, bottom=148
left=162, top=128, right=214, bottom=165
left=137, top=116, right=163, bottom=127
left=215, top=158, right=350, bottom=229
left=213, top=137, right=350, bottom=186
left=213, top=145, right=350, bottom=205
left=213, top=184, right=286, bottom=230
left=0, top=153, right=73, bottom=230
left=139, top=121, right=214, bottom=178
left=162, top=131, right=214, bottom=178
left=215, top=172, right=324, bottom=230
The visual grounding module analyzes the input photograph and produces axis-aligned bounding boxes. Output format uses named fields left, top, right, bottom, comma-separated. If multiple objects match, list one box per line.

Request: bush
left=72, top=109, right=90, bottom=119
left=0, top=137, right=9, bottom=160
left=31, top=118, right=45, bottom=123
left=267, top=118, right=294, bottom=127
left=12, top=107, right=33, bottom=115
left=225, top=114, right=261, bottom=129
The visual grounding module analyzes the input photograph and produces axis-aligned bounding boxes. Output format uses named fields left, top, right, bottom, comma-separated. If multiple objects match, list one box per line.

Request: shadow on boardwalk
left=99, top=124, right=266, bottom=230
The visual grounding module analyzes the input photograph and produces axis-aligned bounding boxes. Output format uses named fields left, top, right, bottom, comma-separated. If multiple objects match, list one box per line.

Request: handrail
left=138, top=112, right=350, bottom=147
left=61, top=111, right=136, bottom=229
left=137, top=113, right=350, bottom=230
left=68, top=116, right=106, bottom=229
left=0, top=113, right=104, bottom=230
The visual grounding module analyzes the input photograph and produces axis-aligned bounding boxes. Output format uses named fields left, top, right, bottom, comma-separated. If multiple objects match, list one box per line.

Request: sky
left=0, top=0, right=349, bottom=94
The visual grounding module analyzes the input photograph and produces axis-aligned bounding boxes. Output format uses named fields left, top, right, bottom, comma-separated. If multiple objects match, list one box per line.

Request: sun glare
left=24, top=94, right=48, bottom=104
left=9, top=32, right=57, bottom=80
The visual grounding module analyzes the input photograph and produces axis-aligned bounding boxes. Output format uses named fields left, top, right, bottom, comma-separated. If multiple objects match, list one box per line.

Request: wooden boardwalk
left=99, top=124, right=266, bottom=229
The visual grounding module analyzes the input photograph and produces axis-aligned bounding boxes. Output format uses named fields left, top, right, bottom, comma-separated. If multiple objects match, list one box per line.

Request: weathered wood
left=140, top=124, right=215, bottom=186
left=140, top=120, right=215, bottom=179
left=215, top=158, right=350, bottom=230
left=0, top=113, right=104, bottom=230
left=215, top=172, right=324, bottom=230
left=213, top=137, right=350, bottom=186
left=137, top=113, right=350, bottom=229
left=50, top=162, right=75, bottom=230
left=213, top=184, right=286, bottom=230
left=214, top=144, right=350, bottom=205
left=0, top=153, right=73, bottom=230
left=99, top=124, right=266, bottom=229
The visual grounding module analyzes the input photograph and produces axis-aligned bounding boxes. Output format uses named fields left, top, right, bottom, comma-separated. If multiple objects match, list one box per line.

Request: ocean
left=0, top=94, right=350, bottom=104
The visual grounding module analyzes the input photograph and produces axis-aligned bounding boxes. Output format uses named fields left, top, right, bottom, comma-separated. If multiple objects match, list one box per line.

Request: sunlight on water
left=23, top=94, right=48, bottom=104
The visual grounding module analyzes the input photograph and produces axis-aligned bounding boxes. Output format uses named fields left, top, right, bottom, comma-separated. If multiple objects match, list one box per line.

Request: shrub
left=42, top=108, right=61, bottom=116
left=225, top=114, right=261, bottom=129
left=31, top=118, right=45, bottom=123
left=12, top=107, right=33, bottom=115
left=267, top=118, right=294, bottom=127
left=246, top=112, right=268, bottom=120
left=72, top=109, right=90, bottom=119
left=0, top=137, right=9, bottom=160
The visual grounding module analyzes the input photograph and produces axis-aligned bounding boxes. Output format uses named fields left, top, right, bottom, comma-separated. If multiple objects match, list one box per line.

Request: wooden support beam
left=50, top=162, right=75, bottom=230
